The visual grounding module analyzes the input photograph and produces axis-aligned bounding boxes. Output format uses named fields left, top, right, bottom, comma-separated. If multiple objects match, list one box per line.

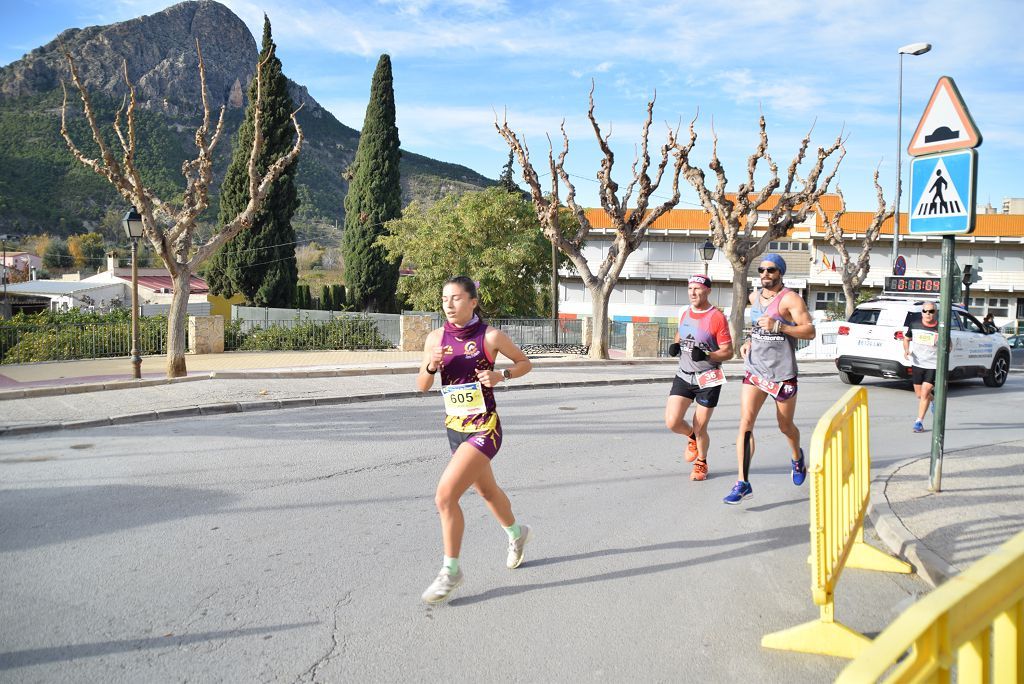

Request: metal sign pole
left=929, top=235, right=956, bottom=492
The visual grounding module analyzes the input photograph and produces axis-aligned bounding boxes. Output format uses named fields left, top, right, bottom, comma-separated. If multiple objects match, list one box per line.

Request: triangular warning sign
left=908, top=76, right=982, bottom=156
left=912, top=158, right=967, bottom=218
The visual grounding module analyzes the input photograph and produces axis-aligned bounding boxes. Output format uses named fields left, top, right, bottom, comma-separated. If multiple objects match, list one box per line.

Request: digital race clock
left=884, top=276, right=943, bottom=294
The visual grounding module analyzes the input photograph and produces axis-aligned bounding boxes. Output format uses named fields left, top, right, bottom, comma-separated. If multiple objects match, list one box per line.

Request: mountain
left=0, top=0, right=494, bottom=240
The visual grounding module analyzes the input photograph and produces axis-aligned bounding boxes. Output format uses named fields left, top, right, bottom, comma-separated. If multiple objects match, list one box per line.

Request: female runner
left=417, top=276, right=533, bottom=604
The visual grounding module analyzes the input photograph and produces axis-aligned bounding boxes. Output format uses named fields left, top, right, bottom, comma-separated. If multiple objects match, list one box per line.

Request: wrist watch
left=501, top=369, right=512, bottom=381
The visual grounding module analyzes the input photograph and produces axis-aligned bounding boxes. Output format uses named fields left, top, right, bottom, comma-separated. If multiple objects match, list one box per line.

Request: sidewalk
left=1, top=351, right=1018, bottom=594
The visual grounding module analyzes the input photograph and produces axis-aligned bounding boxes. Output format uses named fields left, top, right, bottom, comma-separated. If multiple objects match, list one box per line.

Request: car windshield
left=848, top=309, right=881, bottom=325
left=849, top=308, right=915, bottom=327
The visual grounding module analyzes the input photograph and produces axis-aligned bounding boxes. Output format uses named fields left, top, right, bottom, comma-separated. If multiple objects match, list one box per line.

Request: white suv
left=834, top=297, right=1011, bottom=388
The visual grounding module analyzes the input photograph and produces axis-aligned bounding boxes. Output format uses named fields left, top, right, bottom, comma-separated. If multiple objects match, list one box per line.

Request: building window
left=814, top=291, right=846, bottom=311
left=769, top=241, right=809, bottom=252
left=987, top=298, right=1009, bottom=318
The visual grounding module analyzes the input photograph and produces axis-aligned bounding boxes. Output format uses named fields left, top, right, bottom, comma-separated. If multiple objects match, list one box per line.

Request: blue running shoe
left=791, top=449, right=807, bottom=486
left=913, top=420, right=924, bottom=433
left=723, top=480, right=753, bottom=505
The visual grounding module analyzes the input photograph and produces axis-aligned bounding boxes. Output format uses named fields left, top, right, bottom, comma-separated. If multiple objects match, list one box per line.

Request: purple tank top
left=441, top=317, right=496, bottom=415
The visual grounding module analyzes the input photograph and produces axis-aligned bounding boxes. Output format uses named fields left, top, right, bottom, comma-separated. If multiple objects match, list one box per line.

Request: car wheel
left=983, top=353, right=1009, bottom=388
left=839, top=371, right=863, bottom=385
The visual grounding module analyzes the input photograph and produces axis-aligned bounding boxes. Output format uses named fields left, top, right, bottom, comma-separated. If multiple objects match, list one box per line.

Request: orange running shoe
left=690, top=459, right=708, bottom=481
left=685, top=438, right=699, bottom=463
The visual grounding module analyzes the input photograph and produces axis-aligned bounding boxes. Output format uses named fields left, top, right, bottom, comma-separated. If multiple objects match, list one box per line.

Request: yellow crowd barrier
left=762, top=387, right=912, bottom=659
left=837, top=528, right=1024, bottom=683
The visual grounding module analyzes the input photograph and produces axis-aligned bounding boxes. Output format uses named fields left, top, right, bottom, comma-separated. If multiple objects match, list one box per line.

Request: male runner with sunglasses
left=724, top=254, right=817, bottom=504
left=902, top=304, right=939, bottom=433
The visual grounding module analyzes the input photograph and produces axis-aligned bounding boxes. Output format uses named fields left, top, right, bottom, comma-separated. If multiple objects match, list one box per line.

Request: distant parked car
left=1007, top=335, right=1024, bottom=368
left=834, top=297, right=1011, bottom=387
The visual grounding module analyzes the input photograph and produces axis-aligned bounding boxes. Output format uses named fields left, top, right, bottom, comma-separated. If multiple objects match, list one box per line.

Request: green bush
left=231, top=315, right=393, bottom=351
left=0, top=309, right=168, bottom=363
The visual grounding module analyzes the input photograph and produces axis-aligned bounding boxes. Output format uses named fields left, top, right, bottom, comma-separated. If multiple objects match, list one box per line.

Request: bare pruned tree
left=60, top=40, right=303, bottom=377
left=496, top=84, right=685, bottom=359
left=815, top=166, right=894, bottom=319
left=677, top=115, right=846, bottom=354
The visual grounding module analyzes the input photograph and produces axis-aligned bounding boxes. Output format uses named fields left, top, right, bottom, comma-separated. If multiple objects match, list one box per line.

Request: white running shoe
left=506, top=524, right=532, bottom=569
left=421, top=568, right=463, bottom=604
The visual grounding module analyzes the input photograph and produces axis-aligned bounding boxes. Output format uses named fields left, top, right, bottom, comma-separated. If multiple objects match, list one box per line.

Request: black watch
left=501, top=369, right=512, bottom=381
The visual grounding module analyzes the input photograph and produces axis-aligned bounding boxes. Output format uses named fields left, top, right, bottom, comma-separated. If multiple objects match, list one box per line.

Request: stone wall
left=188, top=315, right=224, bottom=354
left=626, top=322, right=660, bottom=358
left=400, top=314, right=434, bottom=352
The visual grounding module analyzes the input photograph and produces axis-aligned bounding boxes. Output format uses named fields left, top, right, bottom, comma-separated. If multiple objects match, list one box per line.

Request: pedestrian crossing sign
left=908, top=149, right=977, bottom=235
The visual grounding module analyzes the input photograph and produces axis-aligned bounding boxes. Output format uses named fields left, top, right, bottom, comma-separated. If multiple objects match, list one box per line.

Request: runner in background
left=665, top=274, right=733, bottom=481
left=416, top=276, right=534, bottom=604
left=903, top=303, right=939, bottom=433
left=724, top=254, right=817, bottom=504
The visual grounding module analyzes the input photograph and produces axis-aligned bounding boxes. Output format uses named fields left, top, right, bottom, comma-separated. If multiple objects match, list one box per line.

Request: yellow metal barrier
left=837, top=528, right=1024, bottom=683
left=762, top=387, right=912, bottom=659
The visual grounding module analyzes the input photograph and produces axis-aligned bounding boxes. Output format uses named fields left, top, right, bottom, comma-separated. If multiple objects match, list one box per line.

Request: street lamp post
left=892, top=42, right=932, bottom=272
left=700, top=238, right=717, bottom=276
left=121, top=207, right=145, bottom=379
left=0, top=233, right=15, bottom=320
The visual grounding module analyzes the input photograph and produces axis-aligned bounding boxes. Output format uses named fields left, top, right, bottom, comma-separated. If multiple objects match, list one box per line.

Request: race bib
left=697, top=368, right=727, bottom=389
left=748, top=373, right=781, bottom=397
left=442, top=382, right=486, bottom=417
left=914, top=330, right=938, bottom=347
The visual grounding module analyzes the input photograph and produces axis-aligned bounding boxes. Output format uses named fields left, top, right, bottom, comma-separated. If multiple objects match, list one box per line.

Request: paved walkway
left=2, top=351, right=1020, bottom=593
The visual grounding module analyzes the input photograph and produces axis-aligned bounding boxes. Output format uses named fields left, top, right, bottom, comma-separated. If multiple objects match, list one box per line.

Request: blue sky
left=3, top=0, right=1022, bottom=212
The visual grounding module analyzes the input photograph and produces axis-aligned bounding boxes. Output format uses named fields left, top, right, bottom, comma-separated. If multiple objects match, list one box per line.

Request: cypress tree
left=320, top=284, right=332, bottom=311
left=331, top=284, right=345, bottom=310
left=342, top=54, right=402, bottom=312
left=208, top=16, right=299, bottom=308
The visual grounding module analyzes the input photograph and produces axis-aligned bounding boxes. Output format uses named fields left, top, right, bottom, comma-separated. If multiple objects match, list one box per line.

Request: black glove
left=668, top=342, right=681, bottom=357
left=690, top=346, right=708, bottom=362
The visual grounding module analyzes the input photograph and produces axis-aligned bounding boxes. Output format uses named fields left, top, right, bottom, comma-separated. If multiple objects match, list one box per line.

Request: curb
left=0, top=374, right=208, bottom=401
left=0, top=368, right=839, bottom=438
left=0, top=357, right=682, bottom=401
left=866, top=456, right=960, bottom=588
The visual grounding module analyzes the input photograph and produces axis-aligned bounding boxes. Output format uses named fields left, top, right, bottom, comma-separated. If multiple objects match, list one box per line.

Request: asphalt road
left=3, top=373, right=1022, bottom=682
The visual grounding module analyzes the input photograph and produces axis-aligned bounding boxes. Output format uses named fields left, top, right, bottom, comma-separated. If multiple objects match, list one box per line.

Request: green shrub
left=233, top=315, right=393, bottom=351
left=0, top=310, right=168, bottom=363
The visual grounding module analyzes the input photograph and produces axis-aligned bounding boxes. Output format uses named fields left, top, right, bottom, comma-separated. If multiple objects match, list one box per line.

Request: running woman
left=724, top=254, right=817, bottom=504
left=903, top=303, right=939, bottom=432
left=665, top=274, right=733, bottom=481
left=417, top=276, right=534, bottom=604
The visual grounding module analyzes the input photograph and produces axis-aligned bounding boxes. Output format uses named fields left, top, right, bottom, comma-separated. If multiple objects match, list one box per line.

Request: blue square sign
left=908, top=149, right=977, bottom=235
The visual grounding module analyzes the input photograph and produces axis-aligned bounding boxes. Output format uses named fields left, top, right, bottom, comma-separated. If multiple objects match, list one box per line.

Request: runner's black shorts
left=670, top=374, right=722, bottom=408
left=912, top=366, right=937, bottom=385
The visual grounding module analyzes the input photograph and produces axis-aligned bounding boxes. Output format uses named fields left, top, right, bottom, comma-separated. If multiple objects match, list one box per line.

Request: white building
left=557, top=197, right=1024, bottom=328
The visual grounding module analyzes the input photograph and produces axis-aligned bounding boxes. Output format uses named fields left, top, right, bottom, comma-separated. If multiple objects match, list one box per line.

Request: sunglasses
left=922, top=309, right=937, bottom=314
left=757, top=267, right=779, bottom=274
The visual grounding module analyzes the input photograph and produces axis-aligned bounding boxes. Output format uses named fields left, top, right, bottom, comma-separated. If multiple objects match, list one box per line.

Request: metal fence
left=488, top=318, right=584, bottom=347
left=225, top=308, right=398, bottom=352
left=609, top=320, right=627, bottom=350
left=0, top=318, right=168, bottom=364
left=657, top=324, right=676, bottom=357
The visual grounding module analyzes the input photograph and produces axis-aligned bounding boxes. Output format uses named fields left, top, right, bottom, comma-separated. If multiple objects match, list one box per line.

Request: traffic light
left=972, top=257, right=983, bottom=284
left=962, top=265, right=973, bottom=286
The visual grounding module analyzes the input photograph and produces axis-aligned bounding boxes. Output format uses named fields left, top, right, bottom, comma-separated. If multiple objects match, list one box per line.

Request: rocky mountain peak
left=0, top=1, right=259, bottom=117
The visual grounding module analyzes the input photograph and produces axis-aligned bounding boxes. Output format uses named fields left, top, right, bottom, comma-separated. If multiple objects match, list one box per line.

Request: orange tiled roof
left=581, top=199, right=1024, bottom=238
left=830, top=212, right=1024, bottom=238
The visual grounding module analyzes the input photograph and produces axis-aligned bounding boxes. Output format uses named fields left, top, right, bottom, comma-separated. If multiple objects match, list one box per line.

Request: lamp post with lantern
left=121, top=207, right=144, bottom=379
left=892, top=42, right=933, bottom=271
left=700, top=238, right=717, bottom=276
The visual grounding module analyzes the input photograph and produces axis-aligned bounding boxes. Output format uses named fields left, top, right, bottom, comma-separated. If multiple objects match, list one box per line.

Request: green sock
left=443, top=556, right=459, bottom=574
left=503, top=522, right=521, bottom=541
